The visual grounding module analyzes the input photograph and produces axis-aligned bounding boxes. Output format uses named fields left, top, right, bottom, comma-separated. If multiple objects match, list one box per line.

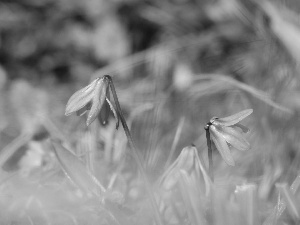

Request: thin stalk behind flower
left=205, top=128, right=214, bottom=182
left=105, top=75, right=164, bottom=225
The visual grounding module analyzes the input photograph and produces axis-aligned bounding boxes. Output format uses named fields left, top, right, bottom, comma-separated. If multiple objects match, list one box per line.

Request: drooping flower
left=65, top=77, right=118, bottom=127
left=205, top=109, right=253, bottom=166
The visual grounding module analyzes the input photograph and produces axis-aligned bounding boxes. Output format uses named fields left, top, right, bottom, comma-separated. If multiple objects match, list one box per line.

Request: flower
left=159, top=146, right=211, bottom=195
left=65, top=77, right=118, bottom=127
left=205, top=109, right=253, bottom=166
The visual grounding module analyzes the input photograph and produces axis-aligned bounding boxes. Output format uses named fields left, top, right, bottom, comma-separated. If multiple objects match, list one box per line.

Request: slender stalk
left=106, top=75, right=164, bottom=225
left=205, top=128, right=214, bottom=182
left=205, top=127, right=215, bottom=225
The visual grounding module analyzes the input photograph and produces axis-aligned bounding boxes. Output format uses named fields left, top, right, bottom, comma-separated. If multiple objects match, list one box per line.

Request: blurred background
left=1, top=0, right=300, bottom=224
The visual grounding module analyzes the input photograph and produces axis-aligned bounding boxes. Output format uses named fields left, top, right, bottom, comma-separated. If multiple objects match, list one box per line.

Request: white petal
left=210, top=125, right=235, bottom=166
left=218, top=126, right=250, bottom=151
left=213, top=109, right=253, bottom=127
left=86, top=79, right=108, bottom=126
left=65, top=78, right=100, bottom=116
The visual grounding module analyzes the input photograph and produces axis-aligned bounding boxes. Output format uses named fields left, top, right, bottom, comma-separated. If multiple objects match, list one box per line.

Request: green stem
left=205, top=128, right=215, bottom=225
left=205, top=129, right=214, bottom=182
left=106, top=75, right=164, bottom=225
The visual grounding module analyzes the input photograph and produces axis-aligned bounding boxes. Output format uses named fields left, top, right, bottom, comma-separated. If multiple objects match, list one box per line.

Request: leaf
left=235, top=184, right=258, bottom=225
left=51, top=140, right=106, bottom=197
left=0, top=133, right=32, bottom=169
left=218, top=126, right=250, bottom=151
left=263, top=174, right=300, bottom=225
left=192, top=147, right=212, bottom=196
left=260, top=1, right=300, bottom=64
left=276, top=183, right=300, bottom=220
left=210, top=125, right=235, bottom=166
left=178, top=170, right=207, bottom=225
left=213, top=109, right=253, bottom=127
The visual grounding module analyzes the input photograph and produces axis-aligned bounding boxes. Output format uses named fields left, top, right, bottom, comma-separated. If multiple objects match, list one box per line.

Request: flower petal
left=76, top=102, right=92, bottom=116
left=159, top=146, right=196, bottom=190
left=106, top=97, right=120, bottom=129
left=98, top=90, right=110, bottom=126
left=210, top=125, right=235, bottom=166
left=86, top=78, right=108, bottom=126
left=65, top=78, right=100, bottom=116
left=217, top=126, right=250, bottom=151
left=213, top=109, right=253, bottom=127
left=233, top=123, right=250, bottom=133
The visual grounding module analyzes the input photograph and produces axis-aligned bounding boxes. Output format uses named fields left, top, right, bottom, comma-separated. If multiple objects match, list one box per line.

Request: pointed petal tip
left=86, top=120, right=92, bottom=127
left=213, top=108, right=254, bottom=127
left=64, top=105, right=74, bottom=116
left=245, top=108, right=253, bottom=115
left=86, top=114, right=92, bottom=127
left=86, top=114, right=98, bottom=126
left=65, top=109, right=72, bottom=116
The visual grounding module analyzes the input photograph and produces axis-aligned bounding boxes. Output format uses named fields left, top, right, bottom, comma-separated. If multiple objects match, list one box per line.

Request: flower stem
left=205, top=128, right=215, bottom=225
left=205, top=129, right=214, bottom=182
left=106, top=75, right=164, bottom=225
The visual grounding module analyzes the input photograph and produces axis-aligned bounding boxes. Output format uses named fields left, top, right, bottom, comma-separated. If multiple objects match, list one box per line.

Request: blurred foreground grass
left=1, top=0, right=300, bottom=224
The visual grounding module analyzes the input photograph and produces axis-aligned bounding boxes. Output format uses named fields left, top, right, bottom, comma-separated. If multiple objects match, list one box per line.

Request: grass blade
left=51, top=140, right=106, bottom=198
left=0, top=133, right=33, bottom=169
left=276, top=183, right=300, bottom=220
left=264, top=174, right=300, bottom=225
left=235, top=184, right=258, bottom=225
left=178, top=170, right=207, bottom=225
left=194, top=74, right=293, bottom=115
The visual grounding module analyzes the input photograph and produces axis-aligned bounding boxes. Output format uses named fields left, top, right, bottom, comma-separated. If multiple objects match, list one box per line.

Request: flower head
left=205, top=109, right=253, bottom=166
left=65, top=77, right=119, bottom=127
